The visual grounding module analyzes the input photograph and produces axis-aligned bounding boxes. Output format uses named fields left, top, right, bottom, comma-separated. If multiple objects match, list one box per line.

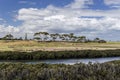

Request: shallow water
left=0, top=57, right=120, bottom=65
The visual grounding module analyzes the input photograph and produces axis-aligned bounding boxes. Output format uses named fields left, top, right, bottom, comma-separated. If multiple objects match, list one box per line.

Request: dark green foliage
left=2, top=34, right=14, bottom=40
left=34, top=32, right=106, bottom=43
left=107, top=60, right=120, bottom=64
left=0, top=49, right=120, bottom=60
left=0, top=61, right=119, bottom=80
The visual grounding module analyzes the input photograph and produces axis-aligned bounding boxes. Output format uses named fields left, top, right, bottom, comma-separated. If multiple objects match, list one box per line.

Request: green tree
left=3, top=34, right=14, bottom=40
left=50, top=33, right=59, bottom=41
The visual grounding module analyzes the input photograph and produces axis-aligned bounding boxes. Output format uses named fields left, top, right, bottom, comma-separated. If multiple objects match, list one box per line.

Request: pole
left=25, top=33, right=27, bottom=40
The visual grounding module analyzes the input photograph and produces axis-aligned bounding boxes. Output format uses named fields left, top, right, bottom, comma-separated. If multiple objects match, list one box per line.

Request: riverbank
left=0, top=49, right=120, bottom=60
left=0, top=60, right=119, bottom=80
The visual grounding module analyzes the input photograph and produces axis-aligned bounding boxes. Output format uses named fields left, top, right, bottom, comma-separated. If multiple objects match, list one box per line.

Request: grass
left=0, top=40, right=120, bottom=52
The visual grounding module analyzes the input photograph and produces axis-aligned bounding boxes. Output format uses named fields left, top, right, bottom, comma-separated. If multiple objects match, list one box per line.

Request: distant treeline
left=0, top=49, right=120, bottom=60
left=1, top=32, right=106, bottom=43
left=34, top=32, right=106, bottom=43
left=0, top=61, right=119, bottom=80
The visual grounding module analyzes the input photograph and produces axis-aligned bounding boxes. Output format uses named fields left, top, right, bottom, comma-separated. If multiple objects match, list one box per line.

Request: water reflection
left=0, top=57, right=119, bottom=65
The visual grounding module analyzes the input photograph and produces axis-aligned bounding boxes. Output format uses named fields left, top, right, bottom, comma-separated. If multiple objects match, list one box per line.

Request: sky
left=0, top=0, right=120, bottom=41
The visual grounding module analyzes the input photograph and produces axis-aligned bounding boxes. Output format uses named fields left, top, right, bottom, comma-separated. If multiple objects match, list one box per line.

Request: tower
left=25, top=33, right=27, bottom=40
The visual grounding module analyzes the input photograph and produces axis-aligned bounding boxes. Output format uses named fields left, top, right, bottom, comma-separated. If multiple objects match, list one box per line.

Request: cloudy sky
left=0, top=0, right=120, bottom=40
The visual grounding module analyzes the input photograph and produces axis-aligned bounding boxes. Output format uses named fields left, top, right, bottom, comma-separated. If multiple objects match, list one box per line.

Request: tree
left=34, top=37, right=41, bottom=41
left=77, top=36, right=86, bottom=42
left=98, top=40, right=106, bottom=43
left=62, top=34, right=70, bottom=41
left=50, top=33, right=59, bottom=41
left=34, top=32, right=41, bottom=41
left=19, top=37, right=23, bottom=40
left=72, top=36, right=77, bottom=42
left=3, top=34, right=14, bottom=40
left=69, top=33, right=74, bottom=41
left=43, top=32, right=49, bottom=41
left=34, top=32, right=49, bottom=41
left=94, top=38, right=100, bottom=42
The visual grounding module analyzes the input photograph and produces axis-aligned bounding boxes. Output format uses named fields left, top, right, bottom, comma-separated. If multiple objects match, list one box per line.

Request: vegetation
left=0, top=49, right=119, bottom=60
left=0, top=33, right=119, bottom=80
left=2, top=34, right=14, bottom=40
left=107, top=60, right=120, bottom=64
left=0, top=61, right=119, bottom=80
left=0, top=34, right=23, bottom=40
left=0, top=41, right=120, bottom=51
left=34, top=32, right=106, bottom=43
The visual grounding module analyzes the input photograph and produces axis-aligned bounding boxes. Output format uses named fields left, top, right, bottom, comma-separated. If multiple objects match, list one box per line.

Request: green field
left=0, top=40, right=120, bottom=52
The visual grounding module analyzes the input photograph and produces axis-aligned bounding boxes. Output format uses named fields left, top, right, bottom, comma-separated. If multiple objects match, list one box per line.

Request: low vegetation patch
left=0, top=49, right=120, bottom=60
left=0, top=61, right=119, bottom=80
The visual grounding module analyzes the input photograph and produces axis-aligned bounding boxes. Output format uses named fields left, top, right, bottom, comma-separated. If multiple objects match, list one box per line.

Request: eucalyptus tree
left=34, top=37, right=41, bottom=41
left=55, top=33, right=60, bottom=41
left=39, top=32, right=44, bottom=41
left=34, top=32, right=49, bottom=41
left=34, top=32, right=41, bottom=41
left=34, top=32, right=88, bottom=42
left=94, top=37, right=100, bottom=42
left=59, top=34, right=65, bottom=41
left=69, top=33, right=74, bottom=41
left=77, top=36, right=86, bottom=42
left=42, top=32, right=49, bottom=41
left=3, top=34, right=14, bottom=40
left=61, top=34, right=70, bottom=41
left=72, top=36, right=77, bottom=42
left=50, top=33, right=59, bottom=41
left=34, top=32, right=40, bottom=36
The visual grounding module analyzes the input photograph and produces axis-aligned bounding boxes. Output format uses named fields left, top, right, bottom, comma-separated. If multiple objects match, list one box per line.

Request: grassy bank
left=0, top=49, right=120, bottom=60
left=0, top=40, right=120, bottom=51
left=0, top=60, right=119, bottom=80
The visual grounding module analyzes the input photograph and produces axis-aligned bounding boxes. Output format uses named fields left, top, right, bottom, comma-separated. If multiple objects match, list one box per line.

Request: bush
left=0, top=61, right=119, bottom=80
left=0, top=49, right=120, bottom=60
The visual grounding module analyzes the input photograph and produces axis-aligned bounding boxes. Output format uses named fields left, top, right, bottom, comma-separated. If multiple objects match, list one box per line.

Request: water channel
left=0, top=57, right=120, bottom=65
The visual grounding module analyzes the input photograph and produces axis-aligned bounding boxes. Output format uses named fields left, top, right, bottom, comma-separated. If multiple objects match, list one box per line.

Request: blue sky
left=0, top=0, right=120, bottom=41
left=0, top=0, right=113, bottom=18
left=0, top=0, right=73, bottom=26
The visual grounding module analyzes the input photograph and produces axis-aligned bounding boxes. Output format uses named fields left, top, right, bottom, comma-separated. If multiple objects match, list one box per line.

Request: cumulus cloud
left=1, top=0, right=120, bottom=40
left=0, top=25, right=20, bottom=37
left=104, top=0, right=120, bottom=8
left=65, top=0, right=93, bottom=9
left=16, top=7, right=120, bottom=36
left=19, top=1, right=36, bottom=5
left=15, top=0, right=120, bottom=39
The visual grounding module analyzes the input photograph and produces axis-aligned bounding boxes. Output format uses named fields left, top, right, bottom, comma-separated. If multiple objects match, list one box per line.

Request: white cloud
left=0, top=25, right=20, bottom=37
left=104, top=0, right=120, bottom=5
left=0, top=25, right=19, bottom=33
left=15, top=0, right=120, bottom=39
left=17, top=8, right=120, bottom=32
left=19, top=1, right=27, bottom=4
left=66, top=0, right=93, bottom=9
left=19, top=1, right=36, bottom=5
left=1, top=0, right=120, bottom=40
left=44, top=15, right=65, bottom=21
left=104, top=0, right=120, bottom=8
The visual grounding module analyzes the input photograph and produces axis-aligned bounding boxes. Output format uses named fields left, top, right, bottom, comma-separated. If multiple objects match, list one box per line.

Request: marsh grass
left=0, top=40, right=119, bottom=52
